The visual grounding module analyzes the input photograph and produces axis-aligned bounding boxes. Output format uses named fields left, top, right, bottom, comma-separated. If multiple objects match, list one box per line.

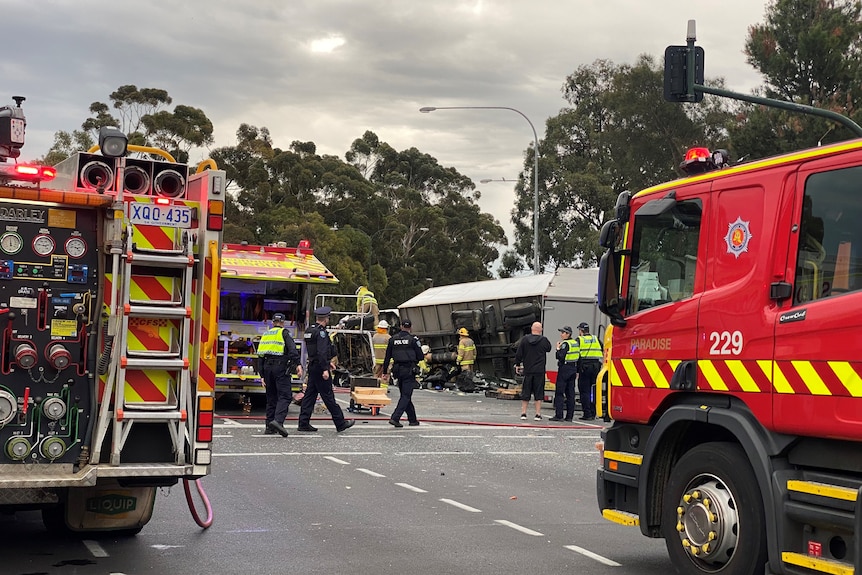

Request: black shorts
left=520, top=374, right=545, bottom=401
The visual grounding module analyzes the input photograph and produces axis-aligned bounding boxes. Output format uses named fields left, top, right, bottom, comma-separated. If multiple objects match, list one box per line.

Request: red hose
left=183, top=478, right=213, bottom=528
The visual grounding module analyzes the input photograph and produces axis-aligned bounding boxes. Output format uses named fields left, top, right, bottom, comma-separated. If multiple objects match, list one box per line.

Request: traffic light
left=663, top=45, right=704, bottom=103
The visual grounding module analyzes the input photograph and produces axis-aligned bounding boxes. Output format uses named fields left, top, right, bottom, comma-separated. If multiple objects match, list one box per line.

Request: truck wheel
left=661, top=442, right=767, bottom=575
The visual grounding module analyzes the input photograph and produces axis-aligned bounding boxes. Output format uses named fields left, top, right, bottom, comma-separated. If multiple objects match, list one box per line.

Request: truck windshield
left=627, top=199, right=702, bottom=313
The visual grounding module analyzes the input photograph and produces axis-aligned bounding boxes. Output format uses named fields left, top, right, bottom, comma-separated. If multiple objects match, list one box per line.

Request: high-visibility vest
left=562, top=338, right=579, bottom=362
left=258, top=327, right=287, bottom=356
left=578, top=334, right=602, bottom=360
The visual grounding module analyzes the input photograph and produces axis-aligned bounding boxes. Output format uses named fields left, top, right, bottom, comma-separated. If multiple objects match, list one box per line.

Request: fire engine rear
left=0, top=97, right=224, bottom=533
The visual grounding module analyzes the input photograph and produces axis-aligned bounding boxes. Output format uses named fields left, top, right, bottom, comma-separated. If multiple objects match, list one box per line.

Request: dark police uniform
left=553, top=328, right=579, bottom=421
left=576, top=322, right=602, bottom=420
left=382, top=320, right=423, bottom=427
left=258, top=314, right=300, bottom=436
left=297, top=307, right=353, bottom=432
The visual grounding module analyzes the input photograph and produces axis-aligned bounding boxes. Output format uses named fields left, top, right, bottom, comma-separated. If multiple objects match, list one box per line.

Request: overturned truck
left=398, top=268, right=600, bottom=394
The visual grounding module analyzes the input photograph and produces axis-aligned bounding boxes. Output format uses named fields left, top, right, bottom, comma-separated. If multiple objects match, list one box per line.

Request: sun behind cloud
left=310, top=35, right=346, bottom=53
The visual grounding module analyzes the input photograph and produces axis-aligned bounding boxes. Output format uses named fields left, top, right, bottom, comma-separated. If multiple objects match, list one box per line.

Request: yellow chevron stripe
left=129, top=276, right=175, bottom=302
left=643, top=359, right=670, bottom=388
left=605, top=450, right=643, bottom=465
left=621, top=358, right=645, bottom=387
left=828, top=361, right=862, bottom=397
left=726, top=360, right=761, bottom=392
left=699, top=360, right=729, bottom=391
left=609, top=362, right=623, bottom=387
left=771, top=361, right=794, bottom=394
left=793, top=360, right=830, bottom=396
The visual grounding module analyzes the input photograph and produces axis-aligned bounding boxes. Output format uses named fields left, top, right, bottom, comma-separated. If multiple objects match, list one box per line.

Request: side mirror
left=599, top=220, right=619, bottom=249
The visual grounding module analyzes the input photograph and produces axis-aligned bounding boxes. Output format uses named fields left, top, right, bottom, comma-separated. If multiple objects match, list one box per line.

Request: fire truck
left=215, top=242, right=338, bottom=402
left=595, top=135, right=862, bottom=573
left=0, top=97, right=224, bottom=533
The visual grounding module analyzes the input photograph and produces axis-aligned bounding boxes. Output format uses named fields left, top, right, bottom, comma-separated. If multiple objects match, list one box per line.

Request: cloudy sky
left=6, top=0, right=771, bottom=247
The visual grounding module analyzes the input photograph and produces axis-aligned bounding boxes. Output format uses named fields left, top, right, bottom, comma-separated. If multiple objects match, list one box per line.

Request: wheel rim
left=673, top=473, right=740, bottom=572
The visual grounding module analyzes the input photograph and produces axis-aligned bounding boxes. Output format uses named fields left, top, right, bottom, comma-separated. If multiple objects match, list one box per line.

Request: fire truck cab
left=596, top=142, right=862, bottom=575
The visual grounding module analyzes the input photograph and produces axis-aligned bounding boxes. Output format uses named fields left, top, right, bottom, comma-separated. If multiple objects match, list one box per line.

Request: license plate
left=129, top=203, right=192, bottom=228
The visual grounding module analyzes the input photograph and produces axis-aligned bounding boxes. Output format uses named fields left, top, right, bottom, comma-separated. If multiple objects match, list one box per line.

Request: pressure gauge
left=64, top=237, right=87, bottom=259
left=0, top=232, right=22, bottom=255
left=32, top=234, right=55, bottom=256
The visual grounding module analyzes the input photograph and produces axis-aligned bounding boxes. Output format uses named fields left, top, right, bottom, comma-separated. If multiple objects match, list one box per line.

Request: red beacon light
left=295, top=239, right=312, bottom=256
left=680, top=147, right=730, bottom=176
left=0, top=163, right=56, bottom=183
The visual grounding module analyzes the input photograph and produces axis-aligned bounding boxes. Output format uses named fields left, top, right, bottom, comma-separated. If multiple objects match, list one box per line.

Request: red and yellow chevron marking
left=197, top=248, right=217, bottom=392
left=129, top=275, right=178, bottom=304
left=124, top=369, right=174, bottom=405
left=126, top=197, right=195, bottom=251
left=127, top=317, right=178, bottom=354
left=610, top=358, right=862, bottom=397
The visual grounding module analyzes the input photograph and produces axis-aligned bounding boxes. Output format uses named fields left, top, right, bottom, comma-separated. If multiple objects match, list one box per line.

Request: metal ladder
left=98, top=223, right=195, bottom=466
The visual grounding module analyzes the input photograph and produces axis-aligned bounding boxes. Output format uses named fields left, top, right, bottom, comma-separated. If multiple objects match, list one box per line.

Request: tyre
left=661, top=442, right=767, bottom=575
left=504, top=313, right=535, bottom=328
left=503, top=302, right=535, bottom=316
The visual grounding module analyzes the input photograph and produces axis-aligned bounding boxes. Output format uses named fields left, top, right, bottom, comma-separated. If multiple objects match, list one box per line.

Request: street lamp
left=420, top=105, right=541, bottom=274
left=479, top=177, right=516, bottom=184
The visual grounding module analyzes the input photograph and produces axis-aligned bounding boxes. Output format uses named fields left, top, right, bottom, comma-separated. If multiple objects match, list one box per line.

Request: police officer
left=382, top=319, right=423, bottom=428
left=550, top=326, right=579, bottom=422
left=576, top=322, right=602, bottom=421
left=258, top=313, right=303, bottom=437
left=297, top=306, right=355, bottom=433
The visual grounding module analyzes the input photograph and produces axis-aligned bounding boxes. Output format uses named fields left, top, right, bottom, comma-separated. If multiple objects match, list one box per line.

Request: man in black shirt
left=382, top=319, right=423, bottom=428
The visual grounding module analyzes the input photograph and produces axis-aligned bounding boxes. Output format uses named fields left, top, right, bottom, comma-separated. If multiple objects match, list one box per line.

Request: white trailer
left=398, top=268, right=601, bottom=393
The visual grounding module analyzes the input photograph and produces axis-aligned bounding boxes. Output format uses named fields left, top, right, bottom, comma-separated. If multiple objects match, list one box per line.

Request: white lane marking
left=324, top=456, right=350, bottom=465
left=213, top=452, right=287, bottom=457
left=300, top=452, right=381, bottom=456
left=493, top=435, right=555, bottom=438
left=83, top=540, right=109, bottom=558
left=439, top=498, right=482, bottom=513
left=394, top=452, right=474, bottom=455
left=418, top=435, right=481, bottom=438
left=212, top=434, right=234, bottom=438
left=489, top=451, right=557, bottom=455
left=150, top=544, right=184, bottom=550
left=564, top=545, right=622, bottom=566
left=395, top=482, right=428, bottom=493
left=571, top=451, right=599, bottom=455
left=342, top=434, right=405, bottom=438
left=357, top=468, right=386, bottom=478
left=495, top=519, right=544, bottom=536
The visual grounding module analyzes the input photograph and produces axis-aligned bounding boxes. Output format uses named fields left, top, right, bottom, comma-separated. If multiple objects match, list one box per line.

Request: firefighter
left=551, top=326, right=579, bottom=422
left=297, top=306, right=355, bottom=433
left=355, top=285, right=379, bottom=326
left=372, top=319, right=391, bottom=392
left=456, top=327, right=476, bottom=371
left=576, top=322, right=602, bottom=421
left=257, top=313, right=303, bottom=437
left=382, top=319, right=423, bottom=427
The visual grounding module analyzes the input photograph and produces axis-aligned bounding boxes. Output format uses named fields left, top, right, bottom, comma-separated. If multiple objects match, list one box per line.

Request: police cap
left=577, top=322, right=590, bottom=331
left=401, top=319, right=412, bottom=328
left=559, top=326, right=572, bottom=335
left=272, top=313, right=286, bottom=322
left=314, top=306, right=332, bottom=318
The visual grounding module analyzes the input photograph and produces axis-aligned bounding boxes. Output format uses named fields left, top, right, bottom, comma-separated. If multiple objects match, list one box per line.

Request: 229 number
left=708, top=330, right=743, bottom=355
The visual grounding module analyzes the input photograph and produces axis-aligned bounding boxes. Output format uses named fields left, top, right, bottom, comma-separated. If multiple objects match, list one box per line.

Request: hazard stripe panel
left=610, top=358, right=862, bottom=397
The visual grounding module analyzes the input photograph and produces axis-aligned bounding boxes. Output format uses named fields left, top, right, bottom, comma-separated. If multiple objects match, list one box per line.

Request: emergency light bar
left=0, top=163, right=57, bottom=183
left=679, top=147, right=730, bottom=176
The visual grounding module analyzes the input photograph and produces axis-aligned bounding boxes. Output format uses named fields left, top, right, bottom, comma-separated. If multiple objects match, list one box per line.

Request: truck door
left=773, top=154, right=862, bottom=440
left=609, top=182, right=709, bottom=423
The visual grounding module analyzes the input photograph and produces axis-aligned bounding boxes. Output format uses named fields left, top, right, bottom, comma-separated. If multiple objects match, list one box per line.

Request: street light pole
left=420, top=105, right=541, bottom=274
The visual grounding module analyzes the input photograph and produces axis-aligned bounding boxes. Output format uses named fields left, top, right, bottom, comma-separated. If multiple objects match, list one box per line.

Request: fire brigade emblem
left=725, top=217, right=752, bottom=258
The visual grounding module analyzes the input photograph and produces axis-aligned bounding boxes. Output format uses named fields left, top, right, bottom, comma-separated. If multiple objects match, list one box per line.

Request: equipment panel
left=0, top=201, right=99, bottom=464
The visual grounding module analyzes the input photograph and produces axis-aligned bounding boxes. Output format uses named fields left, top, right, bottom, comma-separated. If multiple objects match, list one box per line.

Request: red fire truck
left=0, top=97, right=224, bottom=533
left=595, top=136, right=862, bottom=575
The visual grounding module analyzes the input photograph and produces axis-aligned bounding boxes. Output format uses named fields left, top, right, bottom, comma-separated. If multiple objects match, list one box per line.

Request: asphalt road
left=3, top=388, right=674, bottom=575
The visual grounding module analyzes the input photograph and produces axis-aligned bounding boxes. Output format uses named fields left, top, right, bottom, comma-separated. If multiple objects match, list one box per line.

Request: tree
left=41, top=130, right=94, bottom=166
left=733, top=0, right=862, bottom=157
left=513, top=56, right=733, bottom=271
